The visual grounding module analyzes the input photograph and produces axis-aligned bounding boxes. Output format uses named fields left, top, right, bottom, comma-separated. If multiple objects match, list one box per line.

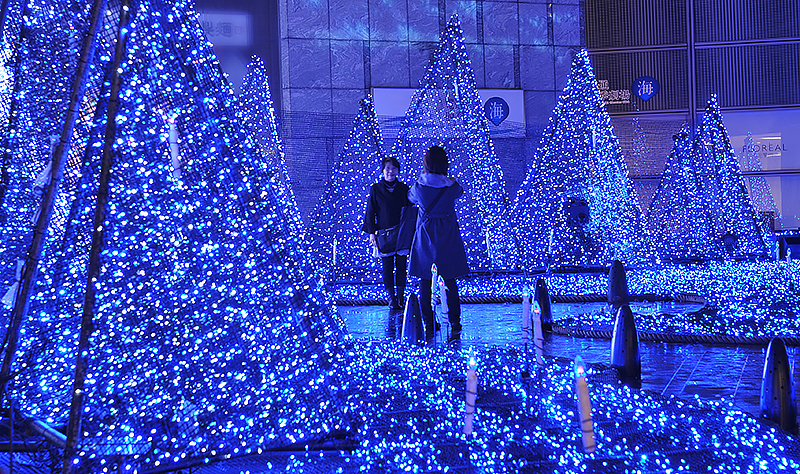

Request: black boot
left=396, top=287, right=405, bottom=309
left=387, top=289, right=401, bottom=310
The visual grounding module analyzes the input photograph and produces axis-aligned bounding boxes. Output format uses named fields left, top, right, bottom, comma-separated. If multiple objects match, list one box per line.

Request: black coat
left=408, top=173, right=469, bottom=279
left=362, top=178, right=411, bottom=234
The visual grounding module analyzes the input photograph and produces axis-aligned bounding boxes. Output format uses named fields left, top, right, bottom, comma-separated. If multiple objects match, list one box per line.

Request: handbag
left=375, top=187, right=447, bottom=255
left=376, top=205, right=418, bottom=254
left=375, top=225, right=400, bottom=254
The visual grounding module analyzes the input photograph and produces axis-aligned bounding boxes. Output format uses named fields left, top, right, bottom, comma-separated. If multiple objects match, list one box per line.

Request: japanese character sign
left=484, top=97, right=509, bottom=126
left=631, top=76, right=660, bottom=101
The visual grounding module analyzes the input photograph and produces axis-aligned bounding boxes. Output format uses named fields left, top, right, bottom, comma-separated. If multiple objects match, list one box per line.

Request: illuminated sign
left=484, top=97, right=510, bottom=126
left=373, top=88, right=525, bottom=138
left=596, top=79, right=631, bottom=105
left=198, top=11, right=252, bottom=47
left=631, top=76, right=660, bottom=101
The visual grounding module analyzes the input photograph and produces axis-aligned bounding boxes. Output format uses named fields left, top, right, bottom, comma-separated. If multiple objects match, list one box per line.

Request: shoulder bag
left=376, top=187, right=446, bottom=255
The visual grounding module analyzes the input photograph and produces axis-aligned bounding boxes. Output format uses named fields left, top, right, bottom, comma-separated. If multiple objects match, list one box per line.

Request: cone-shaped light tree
left=740, top=132, right=780, bottom=238
left=0, top=1, right=350, bottom=472
left=306, top=95, right=386, bottom=280
left=647, top=125, right=719, bottom=260
left=699, top=96, right=767, bottom=258
left=512, top=49, right=652, bottom=269
left=391, top=14, right=518, bottom=271
left=628, top=116, right=658, bottom=212
left=237, top=55, right=303, bottom=237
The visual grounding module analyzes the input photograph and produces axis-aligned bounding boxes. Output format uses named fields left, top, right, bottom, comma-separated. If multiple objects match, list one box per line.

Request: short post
left=430, top=263, right=438, bottom=301
left=168, top=112, right=181, bottom=179
left=607, top=259, right=629, bottom=312
left=431, top=264, right=439, bottom=331
left=521, top=290, right=532, bottom=381
left=399, top=293, right=424, bottom=344
left=534, top=278, right=552, bottom=332
left=574, top=356, right=596, bottom=454
left=521, top=290, right=531, bottom=339
left=464, top=347, right=478, bottom=435
left=610, top=305, right=641, bottom=388
left=532, top=301, right=545, bottom=366
left=437, top=275, right=448, bottom=315
left=760, top=337, right=798, bottom=434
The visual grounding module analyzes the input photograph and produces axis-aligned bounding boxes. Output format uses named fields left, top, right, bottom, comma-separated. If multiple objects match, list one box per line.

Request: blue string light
left=237, top=55, right=304, bottom=239
left=4, top=1, right=349, bottom=471
left=649, top=96, right=767, bottom=261
left=1, top=2, right=798, bottom=473
left=337, top=260, right=799, bottom=339
left=699, top=96, right=768, bottom=258
left=307, top=95, right=385, bottom=281
left=512, top=49, right=653, bottom=269
left=392, top=14, right=519, bottom=271
left=281, top=341, right=800, bottom=472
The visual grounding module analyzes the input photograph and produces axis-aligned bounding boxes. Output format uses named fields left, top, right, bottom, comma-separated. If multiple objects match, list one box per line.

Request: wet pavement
left=340, top=302, right=800, bottom=419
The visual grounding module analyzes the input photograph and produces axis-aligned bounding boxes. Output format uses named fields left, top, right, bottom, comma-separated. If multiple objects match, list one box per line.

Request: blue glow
left=512, top=49, right=653, bottom=269
left=1, top=3, right=797, bottom=473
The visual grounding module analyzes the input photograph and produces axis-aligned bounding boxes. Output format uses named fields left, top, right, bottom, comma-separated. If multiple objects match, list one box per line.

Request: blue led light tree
left=631, top=117, right=649, bottom=162
left=306, top=95, right=385, bottom=281
left=512, top=49, right=652, bottom=269
left=1, top=1, right=350, bottom=472
left=628, top=116, right=658, bottom=212
left=0, top=0, right=96, bottom=315
left=741, top=132, right=780, bottom=238
left=699, top=96, right=767, bottom=258
left=392, top=14, right=518, bottom=271
left=237, top=56, right=303, bottom=237
left=647, top=125, right=719, bottom=260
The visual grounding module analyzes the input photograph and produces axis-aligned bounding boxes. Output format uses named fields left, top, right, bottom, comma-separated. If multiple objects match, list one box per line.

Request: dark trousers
left=419, top=277, right=461, bottom=333
left=381, top=255, right=407, bottom=299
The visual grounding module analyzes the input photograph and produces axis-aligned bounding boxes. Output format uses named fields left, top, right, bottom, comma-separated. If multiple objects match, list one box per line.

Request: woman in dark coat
left=408, top=146, right=469, bottom=340
left=363, top=156, right=411, bottom=310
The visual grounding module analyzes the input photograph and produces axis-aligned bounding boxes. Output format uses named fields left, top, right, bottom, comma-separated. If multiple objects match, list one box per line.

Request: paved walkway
left=340, top=302, right=799, bottom=419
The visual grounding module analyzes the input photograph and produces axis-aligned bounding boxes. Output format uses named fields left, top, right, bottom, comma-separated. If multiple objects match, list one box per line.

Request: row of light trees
left=0, top=2, right=775, bottom=473
left=308, top=17, right=771, bottom=279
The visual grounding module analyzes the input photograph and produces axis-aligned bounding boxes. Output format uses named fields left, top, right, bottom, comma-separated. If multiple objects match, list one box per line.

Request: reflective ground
left=340, top=302, right=800, bottom=419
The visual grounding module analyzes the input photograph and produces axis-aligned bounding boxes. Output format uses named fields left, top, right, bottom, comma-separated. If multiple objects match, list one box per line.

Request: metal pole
left=62, top=1, right=130, bottom=472
left=9, top=399, right=13, bottom=473
left=687, top=0, right=697, bottom=135
left=0, top=0, right=109, bottom=405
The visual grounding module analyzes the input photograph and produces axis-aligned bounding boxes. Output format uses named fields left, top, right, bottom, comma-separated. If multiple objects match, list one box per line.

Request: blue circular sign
left=484, top=97, right=509, bottom=126
left=631, top=76, right=660, bottom=101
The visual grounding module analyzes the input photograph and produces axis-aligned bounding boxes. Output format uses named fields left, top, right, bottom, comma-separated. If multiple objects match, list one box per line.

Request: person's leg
left=382, top=256, right=397, bottom=309
left=395, top=255, right=407, bottom=307
left=445, top=278, right=461, bottom=334
left=419, top=278, right=435, bottom=337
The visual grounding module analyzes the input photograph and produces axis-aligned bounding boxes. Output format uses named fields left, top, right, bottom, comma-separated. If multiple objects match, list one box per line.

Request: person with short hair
left=363, top=156, right=410, bottom=310
left=408, top=146, right=469, bottom=340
